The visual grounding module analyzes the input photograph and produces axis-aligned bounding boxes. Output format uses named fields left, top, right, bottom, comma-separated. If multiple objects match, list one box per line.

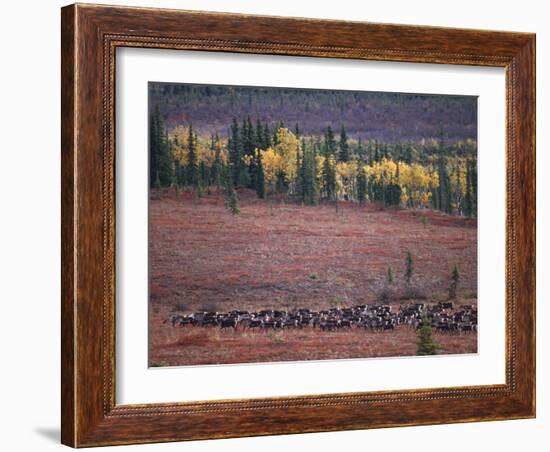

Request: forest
left=149, top=103, right=478, bottom=217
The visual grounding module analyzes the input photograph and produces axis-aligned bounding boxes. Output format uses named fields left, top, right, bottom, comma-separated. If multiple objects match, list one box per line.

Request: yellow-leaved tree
left=258, top=128, right=301, bottom=195
left=273, top=127, right=300, bottom=192
left=335, top=161, right=357, bottom=200
left=399, top=163, right=435, bottom=208
left=260, top=147, right=284, bottom=196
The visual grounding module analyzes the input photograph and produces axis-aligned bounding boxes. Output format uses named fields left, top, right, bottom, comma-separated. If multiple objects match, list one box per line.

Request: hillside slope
left=149, top=82, right=477, bottom=142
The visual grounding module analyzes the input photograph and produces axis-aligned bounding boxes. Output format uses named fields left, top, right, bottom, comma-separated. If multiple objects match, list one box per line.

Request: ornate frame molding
left=62, top=4, right=535, bottom=447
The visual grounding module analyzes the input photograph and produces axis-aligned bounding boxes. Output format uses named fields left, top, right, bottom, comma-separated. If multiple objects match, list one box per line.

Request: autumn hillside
left=149, top=83, right=477, bottom=142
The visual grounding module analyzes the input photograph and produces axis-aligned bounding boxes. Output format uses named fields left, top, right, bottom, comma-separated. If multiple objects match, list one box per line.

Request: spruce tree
left=449, top=265, right=460, bottom=299
left=321, top=128, right=337, bottom=200
left=384, top=181, right=402, bottom=207
left=464, top=158, right=473, bottom=217
left=325, top=126, right=337, bottom=157
left=405, top=251, right=413, bottom=286
left=301, top=144, right=317, bottom=205
left=437, top=157, right=452, bottom=214
left=211, top=134, right=222, bottom=189
left=149, top=105, right=172, bottom=187
left=338, top=125, right=350, bottom=162
left=322, top=154, right=336, bottom=201
left=175, top=160, right=185, bottom=187
left=470, top=157, right=478, bottom=217
left=374, top=141, right=380, bottom=163
left=295, top=138, right=304, bottom=201
left=186, top=124, right=198, bottom=189
left=228, top=119, right=242, bottom=187
left=417, top=312, right=438, bottom=356
left=226, top=188, right=240, bottom=215
left=356, top=164, right=367, bottom=206
left=149, top=108, right=159, bottom=188
left=263, top=123, right=271, bottom=149
left=198, top=160, right=208, bottom=196
left=255, top=119, right=265, bottom=149
left=356, top=138, right=365, bottom=163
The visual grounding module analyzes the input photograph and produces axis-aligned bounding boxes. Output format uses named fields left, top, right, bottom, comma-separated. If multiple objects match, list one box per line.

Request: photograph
left=148, top=83, right=479, bottom=367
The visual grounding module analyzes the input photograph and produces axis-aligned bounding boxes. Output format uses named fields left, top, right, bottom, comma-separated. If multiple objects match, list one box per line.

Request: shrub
left=378, top=286, right=396, bottom=303
left=417, top=312, right=439, bottom=356
left=172, top=302, right=188, bottom=312
left=403, top=285, right=427, bottom=300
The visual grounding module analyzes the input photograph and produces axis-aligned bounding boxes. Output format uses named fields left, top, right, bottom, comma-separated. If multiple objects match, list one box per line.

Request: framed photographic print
left=61, top=3, right=536, bottom=447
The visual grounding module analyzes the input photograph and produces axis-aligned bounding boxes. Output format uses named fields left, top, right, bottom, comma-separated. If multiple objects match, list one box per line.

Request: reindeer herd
left=165, top=302, right=478, bottom=335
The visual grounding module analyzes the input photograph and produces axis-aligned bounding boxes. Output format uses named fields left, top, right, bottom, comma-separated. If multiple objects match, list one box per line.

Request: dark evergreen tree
left=356, top=138, right=366, bottom=163
left=338, top=125, right=350, bottom=162
left=263, top=123, right=271, bottom=149
left=255, top=119, right=265, bottom=149
left=464, top=159, right=473, bottom=217
left=301, top=143, right=318, bottom=205
left=324, top=126, right=337, bottom=157
left=405, top=251, right=413, bottom=285
left=228, top=119, right=242, bottom=187
left=154, top=170, right=161, bottom=193
left=149, top=107, right=159, bottom=188
left=417, top=312, right=438, bottom=355
left=384, top=182, right=402, bottom=206
left=211, top=134, right=223, bottom=189
left=186, top=124, right=198, bottom=189
left=356, top=163, right=367, bottom=206
left=469, top=157, right=478, bottom=217
left=226, top=188, right=240, bottom=215
left=295, top=139, right=304, bottom=201
left=321, top=144, right=336, bottom=200
left=449, top=265, right=460, bottom=299
left=437, top=156, right=452, bottom=214
left=149, top=104, right=172, bottom=187
left=198, top=160, right=208, bottom=195
left=374, top=142, right=380, bottom=163
left=175, top=160, right=185, bottom=187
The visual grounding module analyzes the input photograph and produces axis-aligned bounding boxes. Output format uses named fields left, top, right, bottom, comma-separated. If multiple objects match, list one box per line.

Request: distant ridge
left=149, top=82, right=477, bottom=143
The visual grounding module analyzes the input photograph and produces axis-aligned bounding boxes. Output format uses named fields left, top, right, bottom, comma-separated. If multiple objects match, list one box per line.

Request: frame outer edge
left=61, top=3, right=77, bottom=448
left=60, top=3, right=536, bottom=447
left=514, top=35, right=536, bottom=416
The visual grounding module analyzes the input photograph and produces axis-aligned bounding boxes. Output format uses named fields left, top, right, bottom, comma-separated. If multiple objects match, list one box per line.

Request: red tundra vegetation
left=149, top=189, right=477, bottom=367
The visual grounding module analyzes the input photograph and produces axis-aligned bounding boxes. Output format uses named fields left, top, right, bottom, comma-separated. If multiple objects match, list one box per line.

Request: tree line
left=149, top=107, right=478, bottom=217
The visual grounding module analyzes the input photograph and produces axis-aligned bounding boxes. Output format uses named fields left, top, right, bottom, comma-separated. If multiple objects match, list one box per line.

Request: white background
left=117, top=49, right=505, bottom=404
left=0, top=0, right=546, bottom=451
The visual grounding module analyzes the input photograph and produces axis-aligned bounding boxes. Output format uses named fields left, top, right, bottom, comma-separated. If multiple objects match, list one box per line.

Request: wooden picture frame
left=61, top=3, right=535, bottom=447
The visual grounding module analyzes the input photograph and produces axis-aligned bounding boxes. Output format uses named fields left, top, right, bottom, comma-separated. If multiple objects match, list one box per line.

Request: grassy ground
left=149, top=189, right=477, bottom=366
